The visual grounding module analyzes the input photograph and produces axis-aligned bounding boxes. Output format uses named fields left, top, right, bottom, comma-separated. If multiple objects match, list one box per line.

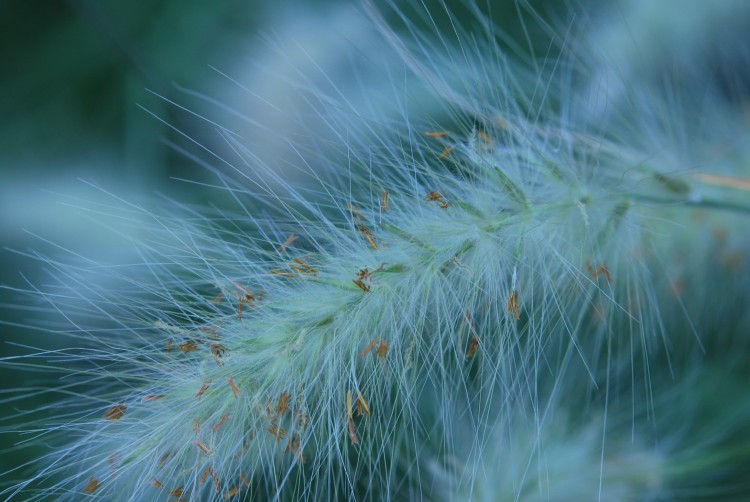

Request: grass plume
left=2, top=1, right=749, bottom=500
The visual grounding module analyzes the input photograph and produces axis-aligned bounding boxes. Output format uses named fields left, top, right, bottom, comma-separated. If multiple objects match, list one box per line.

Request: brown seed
left=439, top=146, right=455, bottom=159
left=228, top=377, right=240, bottom=399
left=291, top=258, right=317, bottom=276
left=353, top=278, right=371, bottom=293
left=425, top=131, right=449, bottom=138
left=380, top=190, right=389, bottom=212
left=158, top=450, right=174, bottom=466
left=196, top=379, right=211, bottom=399
left=200, top=466, right=214, bottom=484
left=199, top=326, right=221, bottom=338
left=355, top=264, right=384, bottom=289
left=506, top=289, right=521, bottom=321
left=355, top=392, right=371, bottom=417
left=466, top=335, right=479, bottom=358
left=84, top=477, right=101, bottom=494
left=195, top=440, right=212, bottom=455
left=376, top=340, right=389, bottom=359
left=357, top=267, right=369, bottom=280
left=107, top=452, right=119, bottom=468
left=277, top=233, right=299, bottom=253
left=179, top=340, right=199, bottom=353
left=211, top=469, right=221, bottom=493
left=284, top=432, right=301, bottom=455
left=270, top=269, right=298, bottom=278
left=346, top=391, right=358, bottom=444
left=347, top=417, right=358, bottom=445
left=360, top=338, right=379, bottom=358
left=211, top=344, right=227, bottom=365
left=346, top=391, right=354, bottom=419
left=357, top=225, right=379, bottom=250
left=103, top=403, right=127, bottom=421
left=267, top=422, right=287, bottom=442
left=478, top=130, right=494, bottom=146
left=587, top=261, right=613, bottom=283
left=296, top=411, right=310, bottom=430
left=212, top=414, right=229, bottom=433
left=425, top=191, right=449, bottom=208
left=277, top=392, right=291, bottom=415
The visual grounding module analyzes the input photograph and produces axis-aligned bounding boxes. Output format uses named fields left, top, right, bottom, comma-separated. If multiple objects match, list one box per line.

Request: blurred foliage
left=1, top=0, right=266, bottom=183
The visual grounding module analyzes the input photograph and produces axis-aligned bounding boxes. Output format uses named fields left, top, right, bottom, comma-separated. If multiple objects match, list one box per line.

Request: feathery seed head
left=3, top=1, right=750, bottom=500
